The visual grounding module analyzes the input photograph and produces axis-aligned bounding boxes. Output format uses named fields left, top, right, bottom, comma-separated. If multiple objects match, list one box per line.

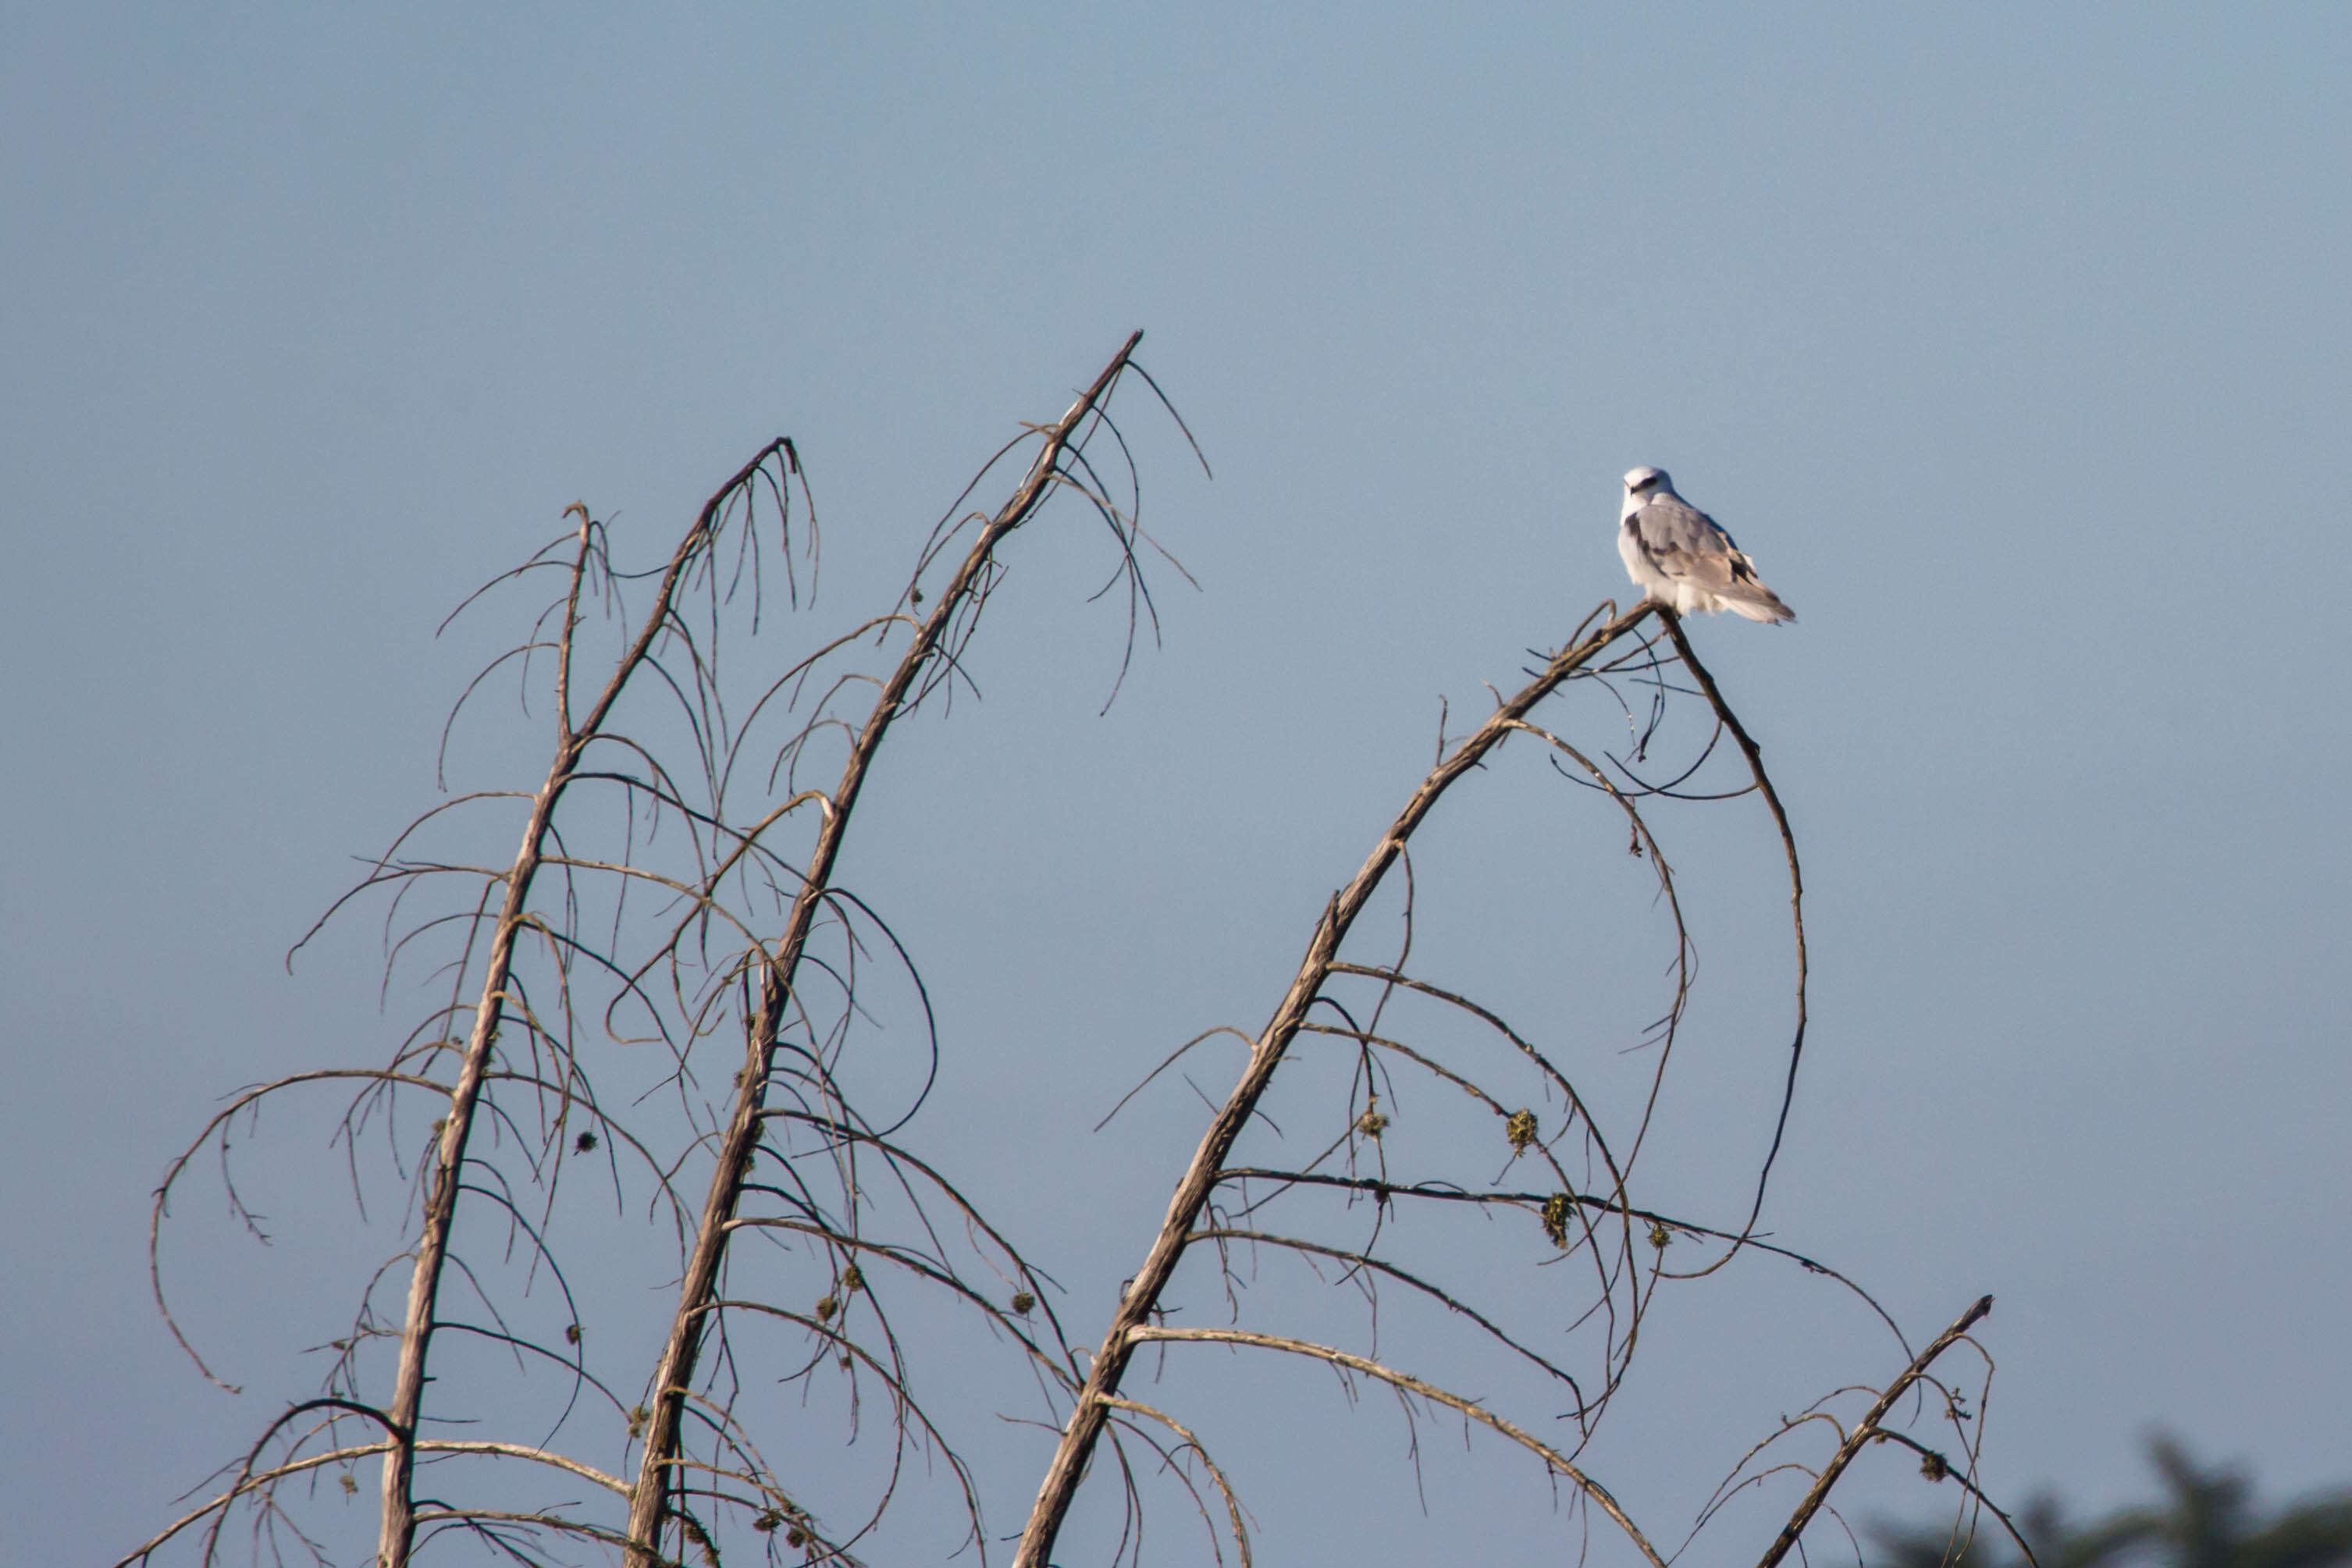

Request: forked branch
left=1752, top=1294, right=1996, bottom=1568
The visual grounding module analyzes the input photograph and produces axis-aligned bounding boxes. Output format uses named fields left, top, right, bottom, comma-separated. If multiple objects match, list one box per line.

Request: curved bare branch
left=1126, top=1324, right=1663, bottom=1568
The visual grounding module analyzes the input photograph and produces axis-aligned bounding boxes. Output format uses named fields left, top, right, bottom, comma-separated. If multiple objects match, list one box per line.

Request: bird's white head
left=1621, top=466, right=1672, bottom=522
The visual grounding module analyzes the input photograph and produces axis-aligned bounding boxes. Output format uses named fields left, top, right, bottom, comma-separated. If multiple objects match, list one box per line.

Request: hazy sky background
left=5, top=5, right=2349, bottom=1564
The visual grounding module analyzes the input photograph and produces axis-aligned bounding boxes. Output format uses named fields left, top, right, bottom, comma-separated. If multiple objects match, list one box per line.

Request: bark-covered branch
left=1009, top=601, right=1663, bottom=1568
left=623, top=333, right=1148, bottom=1565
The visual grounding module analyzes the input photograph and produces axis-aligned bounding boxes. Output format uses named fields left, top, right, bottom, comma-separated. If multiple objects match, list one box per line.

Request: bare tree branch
left=1655, top=610, right=1808, bottom=1240
left=1009, top=601, right=1662, bottom=1568
left=1752, top=1294, right=1995, bottom=1568
left=1097, top=1396, right=1252, bottom=1568
left=623, top=333, right=1150, bottom=1565
left=376, top=439, right=806, bottom=1567
left=1126, top=1324, right=1664, bottom=1568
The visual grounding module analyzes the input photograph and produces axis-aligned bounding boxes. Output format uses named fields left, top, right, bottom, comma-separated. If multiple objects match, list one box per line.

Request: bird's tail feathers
left=1724, top=591, right=1795, bottom=624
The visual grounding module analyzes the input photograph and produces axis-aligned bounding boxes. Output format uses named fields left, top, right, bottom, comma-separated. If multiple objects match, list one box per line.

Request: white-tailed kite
left=1617, top=467, right=1794, bottom=624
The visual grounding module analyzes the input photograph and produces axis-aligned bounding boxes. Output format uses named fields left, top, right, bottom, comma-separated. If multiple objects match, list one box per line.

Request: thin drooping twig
left=1209, top=1168, right=1911, bottom=1353
left=379, top=443, right=801, bottom=1568
left=623, top=333, right=1148, bottom=1566
left=150, top=1068, right=453, bottom=1394
left=1126, top=1326, right=1665, bottom=1568
left=1656, top=609, right=1808, bottom=1239
left=1008, top=601, right=1663, bottom=1568
left=116, top=1440, right=628, bottom=1568
left=1863, top=1430, right=2043, bottom=1568
left=1096, top=1396, right=1253, bottom=1568
left=1752, top=1294, right=1995, bottom=1568
left=1190, top=1228, right=1585, bottom=1392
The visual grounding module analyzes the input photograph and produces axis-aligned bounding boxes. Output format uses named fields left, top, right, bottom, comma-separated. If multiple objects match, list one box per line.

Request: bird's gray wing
left=1631, top=496, right=1752, bottom=593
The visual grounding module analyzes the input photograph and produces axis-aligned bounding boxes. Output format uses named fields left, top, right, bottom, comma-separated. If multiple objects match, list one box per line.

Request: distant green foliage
left=1875, top=1436, right=2352, bottom=1568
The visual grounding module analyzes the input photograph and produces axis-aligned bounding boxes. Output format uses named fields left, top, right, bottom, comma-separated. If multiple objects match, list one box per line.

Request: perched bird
left=1617, top=467, right=1794, bottom=624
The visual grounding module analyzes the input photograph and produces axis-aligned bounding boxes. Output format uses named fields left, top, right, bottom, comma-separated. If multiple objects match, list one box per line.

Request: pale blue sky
left=5, top=6, right=2348, bottom=1563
